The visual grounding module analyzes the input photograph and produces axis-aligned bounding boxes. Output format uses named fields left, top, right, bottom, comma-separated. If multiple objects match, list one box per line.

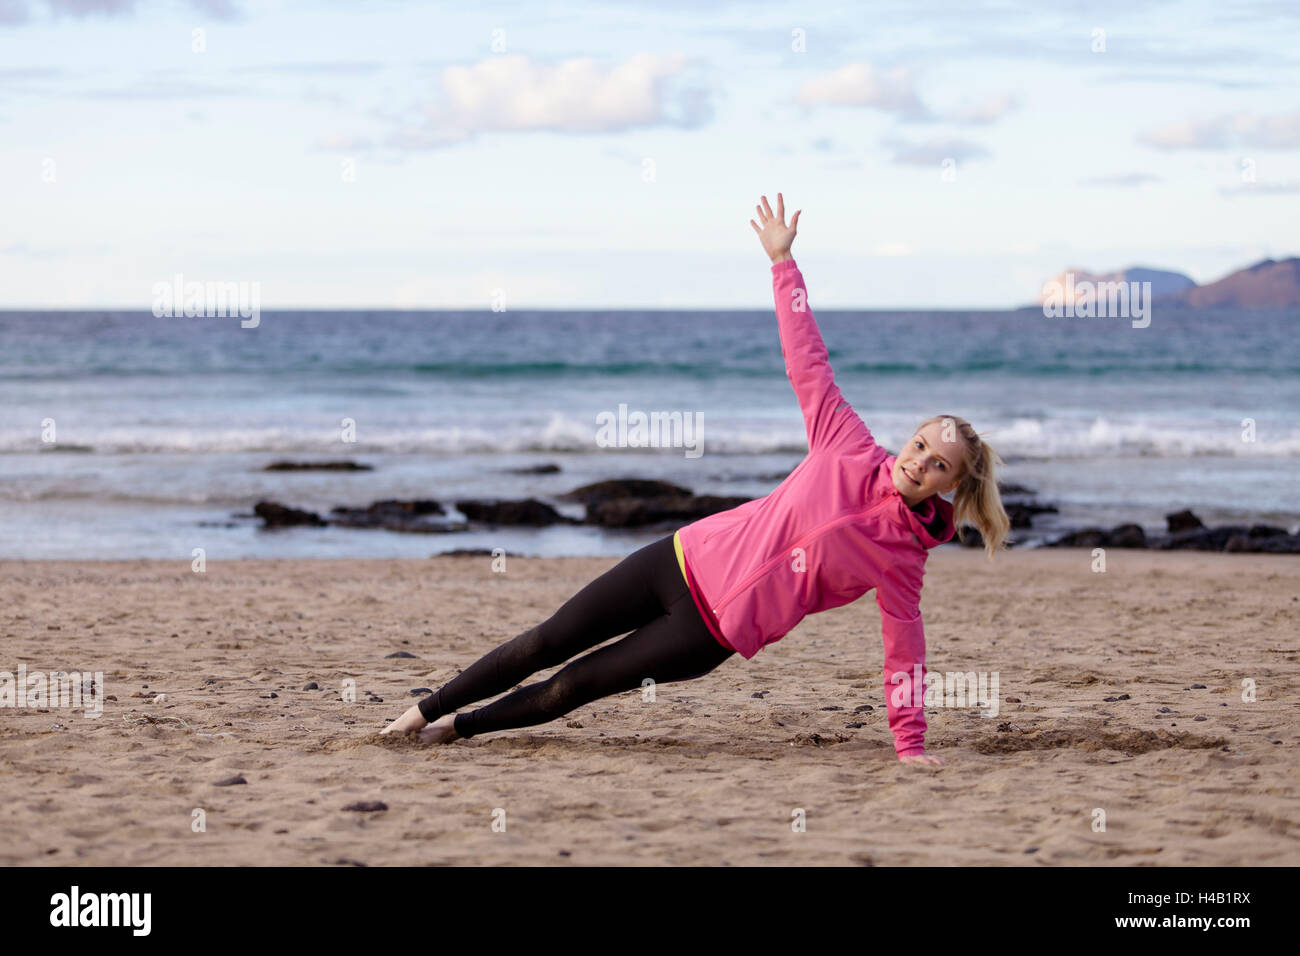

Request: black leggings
left=416, top=532, right=735, bottom=739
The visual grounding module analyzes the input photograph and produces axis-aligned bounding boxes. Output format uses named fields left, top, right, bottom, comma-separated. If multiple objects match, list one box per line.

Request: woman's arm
left=876, top=587, right=945, bottom=765
left=750, top=193, right=866, bottom=454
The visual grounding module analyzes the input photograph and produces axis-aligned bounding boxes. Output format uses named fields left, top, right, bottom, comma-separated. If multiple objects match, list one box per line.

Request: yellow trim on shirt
left=672, top=529, right=689, bottom=585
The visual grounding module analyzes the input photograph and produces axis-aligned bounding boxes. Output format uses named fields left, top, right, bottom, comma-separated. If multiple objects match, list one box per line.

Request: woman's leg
left=450, top=582, right=734, bottom=740
left=413, top=533, right=688, bottom=725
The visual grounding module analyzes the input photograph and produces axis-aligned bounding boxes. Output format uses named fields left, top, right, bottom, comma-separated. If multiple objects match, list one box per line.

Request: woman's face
left=892, top=421, right=966, bottom=506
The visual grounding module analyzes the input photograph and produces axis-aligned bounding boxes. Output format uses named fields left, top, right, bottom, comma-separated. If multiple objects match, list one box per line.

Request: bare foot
left=380, top=703, right=428, bottom=736
left=417, top=712, right=460, bottom=745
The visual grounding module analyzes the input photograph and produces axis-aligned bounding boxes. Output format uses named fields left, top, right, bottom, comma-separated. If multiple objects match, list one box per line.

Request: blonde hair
left=914, top=414, right=1010, bottom=559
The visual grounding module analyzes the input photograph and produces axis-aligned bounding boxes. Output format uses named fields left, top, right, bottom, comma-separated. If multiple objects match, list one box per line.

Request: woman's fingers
left=790, top=209, right=800, bottom=231
left=776, top=192, right=784, bottom=222
left=761, top=194, right=774, bottom=221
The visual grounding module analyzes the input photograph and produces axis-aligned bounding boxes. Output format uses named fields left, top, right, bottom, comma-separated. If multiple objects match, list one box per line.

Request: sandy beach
left=1, top=548, right=1297, bottom=866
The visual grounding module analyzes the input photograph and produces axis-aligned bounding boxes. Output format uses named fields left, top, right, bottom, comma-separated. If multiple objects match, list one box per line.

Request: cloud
left=329, top=53, right=709, bottom=152
left=795, top=63, right=929, bottom=120
left=943, top=93, right=1018, bottom=125
left=1138, top=107, right=1300, bottom=149
left=2, top=0, right=238, bottom=24
left=1078, top=172, right=1163, bottom=187
left=881, top=136, right=991, bottom=166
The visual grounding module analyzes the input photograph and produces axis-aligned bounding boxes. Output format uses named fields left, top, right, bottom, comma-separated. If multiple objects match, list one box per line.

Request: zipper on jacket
left=708, top=493, right=901, bottom=616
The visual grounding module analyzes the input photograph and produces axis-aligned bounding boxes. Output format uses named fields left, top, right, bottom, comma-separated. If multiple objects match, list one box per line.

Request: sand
left=1, top=548, right=1297, bottom=866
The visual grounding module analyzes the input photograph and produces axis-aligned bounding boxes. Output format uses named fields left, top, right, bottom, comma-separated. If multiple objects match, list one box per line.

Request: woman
left=382, top=193, right=1010, bottom=765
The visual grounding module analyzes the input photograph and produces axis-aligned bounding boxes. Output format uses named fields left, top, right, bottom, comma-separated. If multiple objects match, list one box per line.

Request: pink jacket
left=677, top=258, right=956, bottom=757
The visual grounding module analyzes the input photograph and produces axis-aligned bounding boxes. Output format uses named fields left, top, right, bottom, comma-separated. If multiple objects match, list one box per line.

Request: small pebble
left=153, top=694, right=167, bottom=704
left=303, top=682, right=319, bottom=691
left=342, top=801, right=387, bottom=812
left=1189, top=684, right=1207, bottom=689
left=214, top=775, right=247, bottom=787
left=1158, top=706, right=1172, bottom=713
left=1194, top=716, right=1207, bottom=721
left=410, top=687, right=433, bottom=696
left=386, top=651, right=417, bottom=659
left=1005, top=697, right=1021, bottom=703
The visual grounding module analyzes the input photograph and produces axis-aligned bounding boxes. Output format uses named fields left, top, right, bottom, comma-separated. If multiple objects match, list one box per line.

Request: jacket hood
left=883, top=454, right=957, bottom=549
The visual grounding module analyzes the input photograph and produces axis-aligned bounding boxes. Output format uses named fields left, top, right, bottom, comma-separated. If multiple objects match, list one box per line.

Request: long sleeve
left=771, top=258, right=863, bottom=453
left=876, top=588, right=928, bottom=757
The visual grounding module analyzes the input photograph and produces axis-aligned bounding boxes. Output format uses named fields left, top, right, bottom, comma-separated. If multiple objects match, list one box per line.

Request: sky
left=1, top=0, right=1297, bottom=309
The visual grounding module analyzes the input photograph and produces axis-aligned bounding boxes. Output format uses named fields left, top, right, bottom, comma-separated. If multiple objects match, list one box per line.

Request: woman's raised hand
left=749, top=192, right=800, bottom=264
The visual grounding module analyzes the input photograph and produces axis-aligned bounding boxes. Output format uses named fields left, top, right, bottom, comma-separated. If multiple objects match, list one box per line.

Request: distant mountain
left=1034, top=258, right=1300, bottom=310
left=1036, top=267, right=1194, bottom=307
left=1160, top=257, right=1300, bottom=308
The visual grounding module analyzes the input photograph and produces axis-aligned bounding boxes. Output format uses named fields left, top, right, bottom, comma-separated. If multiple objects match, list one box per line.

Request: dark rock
left=436, top=548, right=496, bottom=557
left=559, top=478, right=695, bottom=506
left=214, top=775, right=247, bottom=786
left=508, top=463, right=561, bottom=474
left=330, top=499, right=464, bottom=533
left=1166, top=509, right=1205, bottom=534
left=1257, top=534, right=1300, bottom=554
left=341, top=801, right=387, bottom=812
left=1047, top=528, right=1108, bottom=548
left=264, top=460, right=373, bottom=471
left=1249, top=524, right=1288, bottom=538
left=454, top=498, right=573, bottom=526
left=385, top=651, right=417, bottom=659
left=997, top=482, right=1036, bottom=496
left=1156, top=525, right=1250, bottom=551
left=1108, top=524, right=1147, bottom=548
left=254, top=500, right=327, bottom=527
left=409, top=687, right=433, bottom=695
left=303, top=682, right=319, bottom=690
left=1229, top=532, right=1300, bottom=554
left=585, top=494, right=752, bottom=528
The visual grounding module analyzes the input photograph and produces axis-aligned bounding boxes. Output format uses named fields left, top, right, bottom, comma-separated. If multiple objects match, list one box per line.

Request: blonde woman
left=384, top=193, right=1010, bottom=765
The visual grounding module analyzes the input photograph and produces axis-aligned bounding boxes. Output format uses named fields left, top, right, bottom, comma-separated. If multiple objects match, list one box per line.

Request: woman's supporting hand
left=749, top=192, right=800, bottom=264
left=898, top=753, right=946, bottom=766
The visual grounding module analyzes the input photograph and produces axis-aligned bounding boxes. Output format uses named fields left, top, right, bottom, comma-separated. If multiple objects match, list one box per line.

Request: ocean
left=1, top=306, right=1296, bottom=558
